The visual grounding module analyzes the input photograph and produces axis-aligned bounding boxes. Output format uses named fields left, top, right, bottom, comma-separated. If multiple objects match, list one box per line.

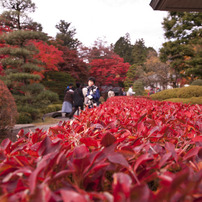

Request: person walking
left=85, top=77, right=100, bottom=108
left=127, top=85, right=135, bottom=96
left=61, top=84, right=74, bottom=117
left=68, top=83, right=84, bottom=119
left=119, top=87, right=126, bottom=96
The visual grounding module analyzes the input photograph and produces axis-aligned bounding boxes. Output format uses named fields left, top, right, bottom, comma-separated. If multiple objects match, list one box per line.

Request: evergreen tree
left=133, top=80, right=144, bottom=96
left=0, top=0, right=59, bottom=123
left=132, top=39, right=148, bottom=65
left=124, top=64, right=139, bottom=88
left=0, top=30, right=58, bottom=112
left=0, top=0, right=42, bottom=31
left=113, top=33, right=134, bottom=64
left=160, top=12, right=202, bottom=85
left=124, top=42, right=157, bottom=88
left=55, top=20, right=80, bottom=50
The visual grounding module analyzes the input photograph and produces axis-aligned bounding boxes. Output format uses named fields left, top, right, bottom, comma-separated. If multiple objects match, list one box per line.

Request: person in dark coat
left=61, top=84, right=74, bottom=117
left=119, top=87, right=126, bottom=96
left=85, top=77, right=100, bottom=108
left=68, top=83, right=84, bottom=118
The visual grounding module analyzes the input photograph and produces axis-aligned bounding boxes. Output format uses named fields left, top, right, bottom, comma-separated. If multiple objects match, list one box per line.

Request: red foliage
left=89, top=55, right=130, bottom=86
left=0, top=25, right=11, bottom=75
left=30, top=40, right=64, bottom=72
left=57, top=45, right=88, bottom=81
left=0, top=97, right=201, bottom=201
left=0, top=80, right=18, bottom=134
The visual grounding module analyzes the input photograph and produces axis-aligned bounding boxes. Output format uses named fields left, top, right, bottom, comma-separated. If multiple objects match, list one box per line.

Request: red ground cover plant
left=0, top=97, right=201, bottom=201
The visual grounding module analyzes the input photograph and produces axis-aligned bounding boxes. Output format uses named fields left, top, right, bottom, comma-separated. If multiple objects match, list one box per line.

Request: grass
left=33, top=117, right=60, bottom=126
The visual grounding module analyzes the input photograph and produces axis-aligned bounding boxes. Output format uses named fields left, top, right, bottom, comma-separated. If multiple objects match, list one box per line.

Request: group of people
left=62, top=77, right=100, bottom=118
left=62, top=78, right=138, bottom=119
left=107, top=85, right=135, bottom=98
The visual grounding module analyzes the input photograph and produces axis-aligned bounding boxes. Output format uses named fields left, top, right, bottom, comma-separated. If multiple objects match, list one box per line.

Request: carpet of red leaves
left=0, top=97, right=201, bottom=201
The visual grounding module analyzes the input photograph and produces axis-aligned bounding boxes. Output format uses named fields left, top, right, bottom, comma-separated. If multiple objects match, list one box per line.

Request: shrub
left=15, top=89, right=59, bottom=123
left=0, top=80, right=18, bottom=135
left=0, top=97, right=201, bottom=201
left=151, top=86, right=202, bottom=100
left=150, top=88, right=180, bottom=101
left=34, top=90, right=59, bottom=107
left=40, top=104, right=62, bottom=114
left=177, top=85, right=202, bottom=98
left=165, top=97, right=202, bottom=105
left=17, top=112, right=32, bottom=124
left=37, top=90, right=59, bottom=103
left=42, top=71, right=75, bottom=101
left=21, top=83, right=44, bottom=94
left=17, top=105, right=40, bottom=124
left=191, top=79, right=202, bottom=86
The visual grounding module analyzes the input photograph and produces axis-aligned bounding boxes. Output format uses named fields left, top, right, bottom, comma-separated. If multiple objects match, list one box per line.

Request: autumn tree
left=57, top=45, right=88, bottom=82
left=79, top=38, right=115, bottom=63
left=30, top=40, right=64, bottom=74
left=89, top=54, right=130, bottom=86
left=124, top=44, right=157, bottom=88
left=0, top=0, right=42, bottom=31
left=0, top=79, right=18, bottom=136
left=55, top=20, right=80, bottom=50
left=160, top=12, right=202, bottom=86
left=140, top=51, right=171, bottom=89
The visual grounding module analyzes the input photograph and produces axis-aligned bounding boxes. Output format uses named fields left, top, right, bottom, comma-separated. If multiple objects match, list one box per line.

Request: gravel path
left=9, top=117, right=71, bottom=142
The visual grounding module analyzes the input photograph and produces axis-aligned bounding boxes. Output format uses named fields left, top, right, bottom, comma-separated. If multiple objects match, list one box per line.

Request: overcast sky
left=29, top=0, right=168, bottom=52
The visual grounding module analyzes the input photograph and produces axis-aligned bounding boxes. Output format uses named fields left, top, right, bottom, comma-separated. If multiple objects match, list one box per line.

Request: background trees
left=139, top=50, right=171, bottom=89
left=160, top=12, right=202, bottom=86
left=113, top=33, right=134, bottom=64
left=89, top=54, right=130, bottom=86
left=0, top=0, right=61, bottom=123
left=55, top=20, right=80, bottom=50
left=0, top=30, right=59, bottom=123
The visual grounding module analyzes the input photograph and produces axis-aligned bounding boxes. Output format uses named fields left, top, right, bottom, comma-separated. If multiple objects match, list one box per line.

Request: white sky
left=29, top=0, right=168, bottom=52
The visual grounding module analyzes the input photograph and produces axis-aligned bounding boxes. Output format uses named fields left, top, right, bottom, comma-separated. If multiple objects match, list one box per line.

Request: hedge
left=40, top=104, right=62, bottom=114
left=151, top=86, right=202, bottom=101
left=165, top=97, right=202, bottom=105
left=191, top=79, right=202, bottom=86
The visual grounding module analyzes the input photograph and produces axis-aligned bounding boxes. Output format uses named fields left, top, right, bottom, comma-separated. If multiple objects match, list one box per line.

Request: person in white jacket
left=127, top=85, right=135, bottom=96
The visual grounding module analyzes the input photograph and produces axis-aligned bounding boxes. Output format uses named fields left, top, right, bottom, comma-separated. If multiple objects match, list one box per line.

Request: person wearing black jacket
left=68, top=83, right=84, bottom=119
left=85, top=77, right=100, bottom=108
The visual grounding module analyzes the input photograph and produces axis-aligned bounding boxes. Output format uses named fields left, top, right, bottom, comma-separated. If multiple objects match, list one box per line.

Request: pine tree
left=0, top=0, right=42, bottom=31
left=132, top=39, right=148, bottom=66
left=55, top=20, right=80, bottom=50
left=160, top=12, right=202, bottom=84
left=124, top=64, right=138, bottom=88
left=113, top=33, right=134, bottom=64
left=0, top=0, right=59, bottom=123
left=133, top=80, right=144, bottom=96
left=0, top=30, right=58, bottom=112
